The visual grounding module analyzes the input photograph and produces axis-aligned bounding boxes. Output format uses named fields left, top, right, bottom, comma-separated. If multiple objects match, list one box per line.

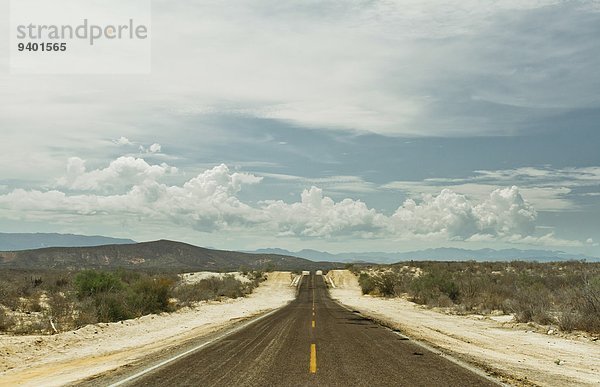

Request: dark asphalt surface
left=120, top=274, right=498, bottom=386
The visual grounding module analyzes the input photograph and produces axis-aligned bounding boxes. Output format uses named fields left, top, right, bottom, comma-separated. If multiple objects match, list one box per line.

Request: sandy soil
left=326, top=270, right=600, bottom=386
left=179, top=271, right=251, bottom=284
left=0, top=271, right=297, bottom=387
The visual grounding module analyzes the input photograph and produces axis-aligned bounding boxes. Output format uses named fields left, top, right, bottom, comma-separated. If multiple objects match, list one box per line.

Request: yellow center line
left=312, top=320, right=315, bottom=328
left=310, top=344, right=317, bottom=373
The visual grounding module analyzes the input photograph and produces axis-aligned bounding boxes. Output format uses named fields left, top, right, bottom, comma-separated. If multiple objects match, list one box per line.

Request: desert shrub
left=27, top=299, right=44, bottom=313
left=173, top=283, right=214, bottom=305
left=127, top=277, right=173, bottom=316
left=358, top=271, right=411, bottom=297
left=435, top=294, right=455, bottom=308
left=12, top=317, right=49, bottom=335
left=54, top=277, right=70, bottom=288
left=31, top=276, right=43, bottom=288
left=73, top=270, right=175, bottom=322
left=115, top=269, right=143, bottom=285
left=247, top=270, right=267, bottom=287
left=239, top=266, right=250, bottom=276
left=566, top=276, right=600, bottom=333
left=1, top=268, right=265, bottom=332
left=557, top=309, right=578, bottom=332
left=47, top=292, right=77, bottom=330
left=581, top=276, right=600, bottom=314
left=457, top=276, right=482, bottom=309
left=356, top=261, right=600, bottom=333
left=0, top=281, right=13, bottom=308
left=0, top=308, right=14, bottom=331
left=358, top=273, right=376, bottom=295
left=375, top=272, right=401, bottom=297
left=173, top=275, right=248, bottom=306
left=410, top=272, right=459, bottom=306
left=74, top=298, right=98, bottom=327
left=95, top=292, right=132, bottom=322
left=205, top=275, right=245, bottom=298
left=75, top=271, right=123, bottom=298
left=505, top=282, right=553, bottom=324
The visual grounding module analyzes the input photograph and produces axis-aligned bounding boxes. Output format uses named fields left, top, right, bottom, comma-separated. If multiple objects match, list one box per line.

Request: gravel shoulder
left=0, top=271, right=297, bottom=387
left=326, top=270, right=600, bottom=387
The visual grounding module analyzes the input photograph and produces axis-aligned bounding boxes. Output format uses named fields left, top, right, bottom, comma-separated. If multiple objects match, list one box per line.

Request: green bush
left=127, top=277, right=173, bottom=316
left=358, top=273, right=376, bottom=295
left=376, top=272, right=401, bottom=297
left=95, top=292, right=132, bottom=322
left=0, top=308, right=14, bottom=331
left=567, top=276, right=600, bottom=333
left=173, top=275, right=249, bottom=306
left=505, top=282, right=553, bottom=324
left=75, top=298, right=98, bottom=328
left=0, top=269, right=265, bottom=333
left=73, top=270, right=175, bottom=323
left=74, top=271, right=123, bottom=298
left=409, top=273, right=459, bottom=305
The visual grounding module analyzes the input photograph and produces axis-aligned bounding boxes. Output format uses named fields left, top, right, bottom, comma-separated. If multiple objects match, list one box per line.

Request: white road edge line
left=108, top=307, right=282, bottom=387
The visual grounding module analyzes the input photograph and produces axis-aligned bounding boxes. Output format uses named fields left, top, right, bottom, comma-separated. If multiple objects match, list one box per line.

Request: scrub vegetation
left=0, top=268, right=266, bottom=334
left=354, top=260, right=600, bottom=333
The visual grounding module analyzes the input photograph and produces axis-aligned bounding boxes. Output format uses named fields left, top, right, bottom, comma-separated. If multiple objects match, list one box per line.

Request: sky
left=0, top=0, right=599, bottom=255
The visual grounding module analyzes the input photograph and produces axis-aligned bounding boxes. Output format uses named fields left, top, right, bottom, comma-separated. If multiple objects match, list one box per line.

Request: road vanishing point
left=94, top=274, right=499, bottom=386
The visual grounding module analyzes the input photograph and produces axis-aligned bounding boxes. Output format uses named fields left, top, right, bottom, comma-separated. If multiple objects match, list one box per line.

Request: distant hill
left=250, top=247, right=599, bottom=263
left=0, top=233, right=136, bottom=251
left=0, top=240, right=342, bottom=271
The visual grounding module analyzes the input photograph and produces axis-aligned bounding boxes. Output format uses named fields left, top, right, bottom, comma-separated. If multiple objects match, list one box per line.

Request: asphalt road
left=115, top=274, right=499, bottom=386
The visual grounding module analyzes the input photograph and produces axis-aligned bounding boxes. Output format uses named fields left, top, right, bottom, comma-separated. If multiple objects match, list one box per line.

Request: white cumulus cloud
left=0, top=158, right=585, bottom=247
left=261, top=186, right=388, bottom=238
left=148, top=143, right=162, bottom=153
left=391, top=186, right=536, bottom=240
left=114, top=136, right=133, bottom=145
left=57, top=156, right=177, bottom=192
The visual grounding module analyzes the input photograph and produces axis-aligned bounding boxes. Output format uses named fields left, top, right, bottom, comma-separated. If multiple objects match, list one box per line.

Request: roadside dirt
left=326, top=270, right=600, bottom=387
left=0, top=271, right=297, bottom=387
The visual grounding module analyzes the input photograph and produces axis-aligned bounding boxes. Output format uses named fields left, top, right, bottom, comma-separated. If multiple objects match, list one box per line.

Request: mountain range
left=0, top=239, right=342, bottom=271
left=0, top=233, right=596, bottom=271
left=0, top=233, right=136, bottom=251
left=249, top=247, right=599, bottom=263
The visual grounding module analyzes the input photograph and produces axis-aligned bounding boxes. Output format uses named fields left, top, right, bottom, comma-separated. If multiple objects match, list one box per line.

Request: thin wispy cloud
left=383, top=167, right=600, bottom=212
